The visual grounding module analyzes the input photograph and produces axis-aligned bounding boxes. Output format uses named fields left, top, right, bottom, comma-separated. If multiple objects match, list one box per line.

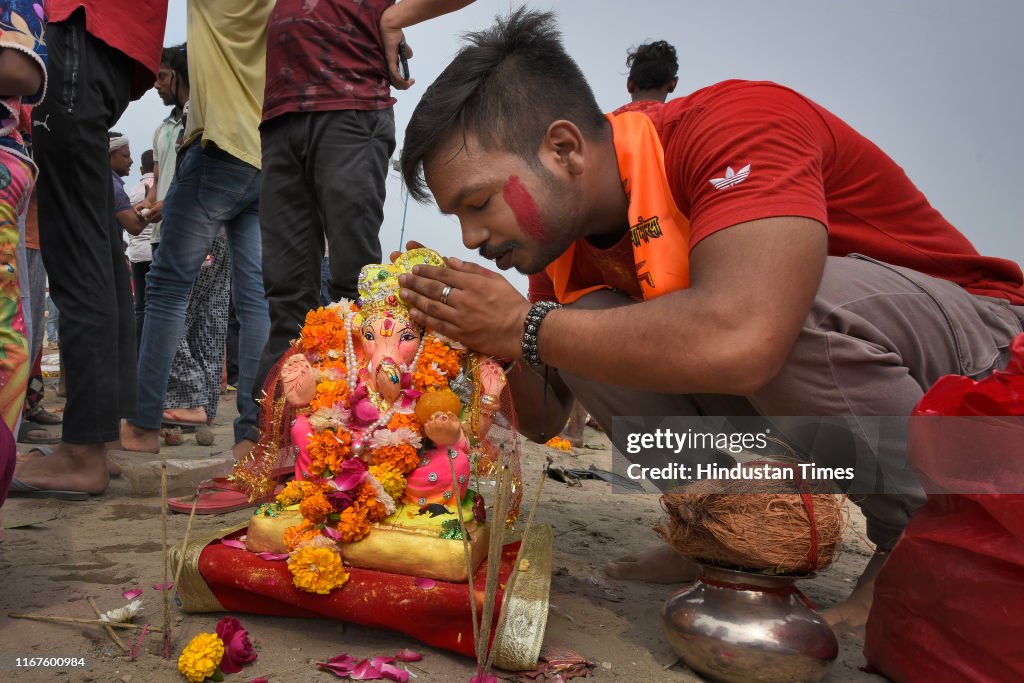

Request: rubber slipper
left=8, top=476, right=90, bottom=501
left=162, top=409, right=208, bottom=427
left=25, top=407, right=63, bottom=425
left=168, top=477, right=284, bottom=515
left=17, top=423, right=61, bottom=445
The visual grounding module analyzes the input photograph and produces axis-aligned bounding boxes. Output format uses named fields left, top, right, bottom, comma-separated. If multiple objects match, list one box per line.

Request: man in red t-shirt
left=14, top=1, right=167, bottom=500
left=395, top=10, right=1024, bottom=632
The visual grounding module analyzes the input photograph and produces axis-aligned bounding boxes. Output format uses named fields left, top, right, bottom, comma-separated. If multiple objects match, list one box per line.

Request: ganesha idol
left=238, top=248, right=516, bottom=591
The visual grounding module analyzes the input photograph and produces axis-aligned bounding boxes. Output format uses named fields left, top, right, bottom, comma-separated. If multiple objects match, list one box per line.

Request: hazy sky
left=115, top=0, right=1024, bottom=292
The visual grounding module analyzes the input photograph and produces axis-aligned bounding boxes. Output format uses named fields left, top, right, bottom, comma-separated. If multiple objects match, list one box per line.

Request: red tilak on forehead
left=502, top=176, right=548, bottom=244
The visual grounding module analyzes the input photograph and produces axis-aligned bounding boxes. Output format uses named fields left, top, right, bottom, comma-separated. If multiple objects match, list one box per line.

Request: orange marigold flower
left=287, top=545, right=349, bottom=594
left=545, top=436, right=573, bottom=452
left=387, top=412, right=422, bottom=435
left=300, top=307, right=348, bottom=357
left=310, top=378, right=350, bottom=413
left=299, top=493, right=334, bottom=525
left=373, top=442, right=420, bottom=475
left=334, top=506, right=371, bottom=544
left=283, top=521, right=321, bottom=552
left=276, top=480, right=305, bottom=506
left=307, top=429, right=351, bottom=478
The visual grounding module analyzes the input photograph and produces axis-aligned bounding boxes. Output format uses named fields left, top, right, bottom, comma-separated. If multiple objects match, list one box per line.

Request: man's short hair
left=161, top=43, right=189, bottom=90
left=401, top=7, right=608, bottom=203
left=140, top=149, right=154, bottom=174
left=626, top=40, right=678, bottom=90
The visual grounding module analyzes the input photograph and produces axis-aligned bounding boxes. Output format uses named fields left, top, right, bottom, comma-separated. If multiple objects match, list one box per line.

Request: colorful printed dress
left=0, top=0, right=46, bottom=432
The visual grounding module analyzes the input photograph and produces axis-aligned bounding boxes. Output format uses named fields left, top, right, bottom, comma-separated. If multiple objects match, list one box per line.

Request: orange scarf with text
left=543, top=111, right=691, bottom=303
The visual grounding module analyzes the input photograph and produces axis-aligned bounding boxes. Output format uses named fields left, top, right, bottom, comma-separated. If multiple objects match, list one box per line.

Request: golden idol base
left=246, top=500, right=489, bottom=583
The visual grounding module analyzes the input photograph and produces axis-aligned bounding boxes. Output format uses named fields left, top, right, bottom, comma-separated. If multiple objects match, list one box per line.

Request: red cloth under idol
left=196, top=530, right=520, bottom=660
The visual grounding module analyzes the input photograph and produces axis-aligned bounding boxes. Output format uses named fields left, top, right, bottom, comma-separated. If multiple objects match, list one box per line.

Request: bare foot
left=17, top=447, right=120, bottom=477
left=231, top=439, right=256, bottom=462
left=822, top=550, right=888, bottom=639
left=605, top=544, right=700, bottom=584
left=12, top=442, right=110, bottom=495
left=120, top=422, right=161, bottom=454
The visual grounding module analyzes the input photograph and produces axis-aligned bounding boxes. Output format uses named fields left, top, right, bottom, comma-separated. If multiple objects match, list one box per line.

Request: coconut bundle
left=654, top=466, right=844, bottom=574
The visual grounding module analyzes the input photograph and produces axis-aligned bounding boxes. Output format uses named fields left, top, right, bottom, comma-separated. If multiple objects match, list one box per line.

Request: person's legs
left=165, top=233, right=230, bottom=422
left=131, top=258, right=151, bottom=347
left=255, top=114, right=324, bottom=394
left=124, top=145, right=258, bottom=452
left=318, top=109, right=395, bottom=301
left=227, top=186, right=269, bottom=450
left=746, top=254, right=1023, bottom=631
left=17, top=15, right=133, bottom=493
left=46, top=293, right=58, bottom=346
left=0, top=152, right=32, bottom=433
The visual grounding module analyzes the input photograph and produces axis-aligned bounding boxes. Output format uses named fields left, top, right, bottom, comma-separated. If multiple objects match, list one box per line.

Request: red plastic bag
left=864, top=334, right=1024, bottom=682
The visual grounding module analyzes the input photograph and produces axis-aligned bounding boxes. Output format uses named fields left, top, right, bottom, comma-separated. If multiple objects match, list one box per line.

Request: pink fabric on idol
left=291, top=414, right=313, bottom=480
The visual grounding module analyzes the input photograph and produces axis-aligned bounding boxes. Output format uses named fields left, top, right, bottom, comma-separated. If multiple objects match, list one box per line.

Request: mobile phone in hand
left=398, top=40, right=410, bottom=81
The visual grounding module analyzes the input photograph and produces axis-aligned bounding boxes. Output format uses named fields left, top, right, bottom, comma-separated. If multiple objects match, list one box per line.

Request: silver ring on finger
left=440, top=285, right=454, bottom=305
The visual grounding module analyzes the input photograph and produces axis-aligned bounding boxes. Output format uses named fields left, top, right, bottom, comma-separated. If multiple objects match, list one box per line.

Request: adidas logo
left=710, top=164, right=751, bottom=190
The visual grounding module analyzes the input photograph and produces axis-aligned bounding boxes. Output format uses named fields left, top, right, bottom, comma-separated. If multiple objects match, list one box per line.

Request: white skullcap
left=108, top=136, right=129, bottom=152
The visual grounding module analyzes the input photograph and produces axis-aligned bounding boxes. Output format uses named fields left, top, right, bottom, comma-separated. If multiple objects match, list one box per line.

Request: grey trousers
left=561, top=255, right=1024, bottom=548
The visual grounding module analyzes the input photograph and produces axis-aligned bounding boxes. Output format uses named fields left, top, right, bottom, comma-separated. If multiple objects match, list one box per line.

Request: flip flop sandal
left=25, top=407, right=63, bottom=425
left=162, top=409, right=209, bottom=428
left=168, top=477, right=285, bottom=515
left=8, top=476, right=90, bottom=501
left=17, top=422, right=61, bottom=445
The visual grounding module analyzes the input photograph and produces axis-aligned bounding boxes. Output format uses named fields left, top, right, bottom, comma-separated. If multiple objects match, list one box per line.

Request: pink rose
left=215, top=616, right=257, bottom=674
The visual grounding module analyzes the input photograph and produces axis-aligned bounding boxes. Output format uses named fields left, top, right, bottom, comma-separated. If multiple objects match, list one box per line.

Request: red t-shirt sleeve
left=527, top=271, right=556, bottom=303
left=667, top=83, right=832, bottom=247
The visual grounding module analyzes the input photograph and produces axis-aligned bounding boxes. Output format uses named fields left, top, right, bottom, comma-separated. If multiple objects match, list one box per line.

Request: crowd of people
left=1, top=0, right=1022, bottom=653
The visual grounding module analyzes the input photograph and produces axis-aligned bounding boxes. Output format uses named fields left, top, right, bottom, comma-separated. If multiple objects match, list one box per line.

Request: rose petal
left=121, top=588, right=143, bottom=601
left=152, top=582, right=174, bottom=591
left=414, top=578, right=436, bottom=591
left=221, top=538, right=248, bottom=550
left=394, top=649, right=423, bottom=663
left=380, top=663, right=410, bottom=682
left=469, top=675, right=499, bottom=683
left=370, top=656, right=395, bottom=669
left=256, top=552, right=290, bottom=561
left=349, top=658, right=383, bottom=681
left=317, top=652, right=359, bottom=677
left=250, top=679, right=269, bottom=683
left=322, top=526, right=343, bottom=541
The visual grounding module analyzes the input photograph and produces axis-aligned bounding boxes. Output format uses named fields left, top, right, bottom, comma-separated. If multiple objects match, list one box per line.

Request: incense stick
left=477, top=451, right=512, bottom=671
left=161, top=464, right=171, bottom=658
left=87, top=597, right=129, bottom=653
left=447, top=445, right=480, bottom=668
left=8, top=613, right=164, bottom=632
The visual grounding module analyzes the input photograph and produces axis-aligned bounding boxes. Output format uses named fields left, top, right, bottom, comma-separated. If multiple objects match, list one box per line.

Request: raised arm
left=380, top=0, right=476, bottom=89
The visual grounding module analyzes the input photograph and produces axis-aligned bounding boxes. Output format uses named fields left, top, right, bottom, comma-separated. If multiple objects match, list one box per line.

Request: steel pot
left=662, top=564, right=838, bottom=683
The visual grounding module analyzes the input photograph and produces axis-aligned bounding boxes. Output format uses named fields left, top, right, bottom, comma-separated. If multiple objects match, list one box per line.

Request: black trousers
left=33, top=12, right=136, bottom=444
left=131, top=259, right=151, bottom=347
left=255, top=109, right=396, bottom=390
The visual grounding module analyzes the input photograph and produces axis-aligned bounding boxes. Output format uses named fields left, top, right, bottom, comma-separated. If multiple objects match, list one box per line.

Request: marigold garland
left=177, top=632, right=224, bottom=683
left=411, top=337, right=463, bottom=392
left=300, top=307, right=347, bottom=358
left=310, top=378, right=349, bottom=413
left=287, top=545, right=349, bottom=594
left=334, top=505, right=372, bottom=544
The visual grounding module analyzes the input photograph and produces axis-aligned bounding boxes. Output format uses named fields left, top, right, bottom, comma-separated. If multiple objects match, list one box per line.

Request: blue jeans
left=133, top=144, right=269, bottom=443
